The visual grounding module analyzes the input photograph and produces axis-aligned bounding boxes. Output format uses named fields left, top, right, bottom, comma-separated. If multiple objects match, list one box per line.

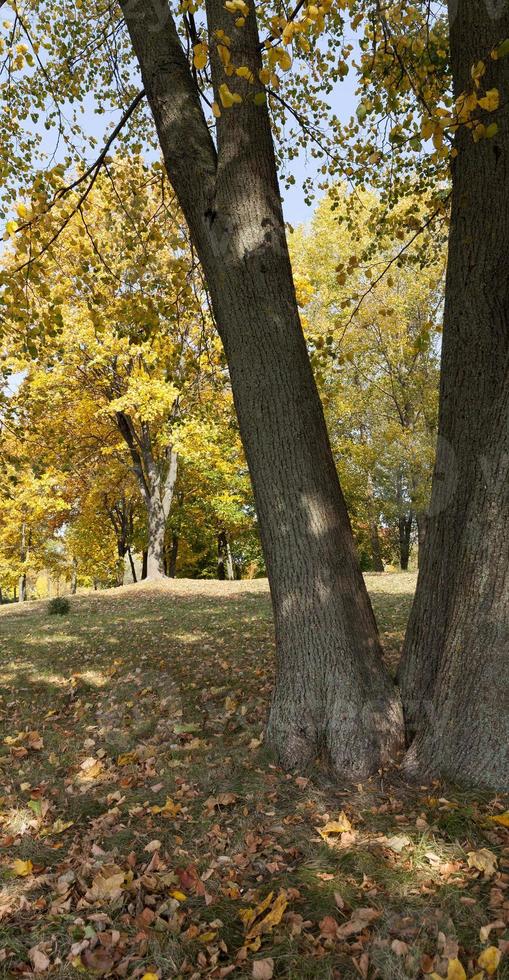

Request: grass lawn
left=0, top=573, right=508, bottom=979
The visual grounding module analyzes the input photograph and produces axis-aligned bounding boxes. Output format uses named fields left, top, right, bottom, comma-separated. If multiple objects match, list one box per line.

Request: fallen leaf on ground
left=12, top=858, right=33, bottom=877
left=467, top=848, right=498, bottom=876
left=337, top=907, right=380, bottom=938
left=86, top=865, right=125, bottom=901
left=317, top=811, right=352, bottom=840
left=386, top=835, right=411, bottom=853
left=252, top=958, right=274, bottom=979
left=478, top=946, right=502, bottom=974
left=489, top=811, right=509, bottom=827
left=29, top=947, right=50, bottom=972
left=430, top=958, right=466, bottom=980
left=245, top=890, right=288, bottom=939
left=480, top=920, right=505, bottom=942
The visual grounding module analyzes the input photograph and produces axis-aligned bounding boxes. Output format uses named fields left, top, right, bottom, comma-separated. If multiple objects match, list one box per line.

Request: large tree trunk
left=146, top=491, right=166, bottom=579
left=121, top=0, right=403, bottom=777
left=399, top=0, right=509, bottom=789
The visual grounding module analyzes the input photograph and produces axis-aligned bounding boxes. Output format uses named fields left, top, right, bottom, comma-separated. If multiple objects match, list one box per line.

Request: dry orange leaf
left=489, top=811, right=509, bottom=827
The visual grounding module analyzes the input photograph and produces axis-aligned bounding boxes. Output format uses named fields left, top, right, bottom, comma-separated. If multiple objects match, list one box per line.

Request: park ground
left=0, top=574, right=508, bottom=979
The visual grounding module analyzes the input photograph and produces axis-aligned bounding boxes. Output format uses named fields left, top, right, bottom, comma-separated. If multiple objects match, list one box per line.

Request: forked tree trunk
left=399, top=0, right=509, bottom=789
left=121, top=0, right=403, bottom=777
left=116, top=410, right=178, bottom=582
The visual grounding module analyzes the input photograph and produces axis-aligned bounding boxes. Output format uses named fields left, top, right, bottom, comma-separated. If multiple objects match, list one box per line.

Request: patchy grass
left=0, top=574, right=508, bottom=979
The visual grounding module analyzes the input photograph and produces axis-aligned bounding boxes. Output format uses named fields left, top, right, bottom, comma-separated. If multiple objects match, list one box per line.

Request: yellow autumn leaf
left=236, top=65, right=254, bottom=83
left=471, top=59, right=486, bottom=85
left=141, top=974, right=159, bottom=980
left=277, top=48, right=292, bottom=71
left=489, top=811, right=509, bottom=827
left=219, top=83, right=242, bottom=107
left=152, top=797, right=182, bottom=817
left=212, top=101, right=221, bottom=118
left=317, top=811, right=352, bottom=839
left=224, top=0, right=249, bottom=14
left=198, top=931, right=217, bottom=942
left=246, top=890, right=288, bottom=939
left=12, top=858, right=33, bottom=877
left=478, top=88, right=499, bottom=112
left=478, top=946, right=502, bottom=974
left=170, top=890, right=187, bottom=902
left=240, top=890, right=274, bottom=930
left=193, top=42, right=208, bottom=70
left=117, top=751, right=137, bottom=766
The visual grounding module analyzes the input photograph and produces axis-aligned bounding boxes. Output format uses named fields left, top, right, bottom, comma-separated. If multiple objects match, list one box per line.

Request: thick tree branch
left=120, top=0, right=217, bottom=249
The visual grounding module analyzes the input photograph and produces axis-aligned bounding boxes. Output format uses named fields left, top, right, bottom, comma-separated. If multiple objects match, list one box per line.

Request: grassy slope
left=0, top=574, right=508, bottom=979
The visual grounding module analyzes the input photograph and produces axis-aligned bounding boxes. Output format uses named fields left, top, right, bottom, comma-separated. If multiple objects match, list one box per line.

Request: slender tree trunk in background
left=399, top=0, right=509, bottom=789
left=141, top=550, right=148, bottom=581
left=366, top=471, right=384, bottom=571
left=218, top=531, right=234, bottom=581
left=415, top=512, right=428, bottom=568
left=398, top=513, right=412, bottom=571
left=116, top=540, right=127, bottom=586
left=19, top=520, right=29, bottom=602
left=127, top=547, right=137, bottom=583
left=168, top=533, right=179, bottom=578
left=70, top=558, right=78, bottom=595
left=369, top=522, right=384, bottom=572
left=121, top=0, right=403, bottom=777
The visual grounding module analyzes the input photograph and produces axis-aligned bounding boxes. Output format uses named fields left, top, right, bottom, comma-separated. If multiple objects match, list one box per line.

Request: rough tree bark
left=399, top=0, right=509, bottom=789
left=121, top=0, right=403, bottom=777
